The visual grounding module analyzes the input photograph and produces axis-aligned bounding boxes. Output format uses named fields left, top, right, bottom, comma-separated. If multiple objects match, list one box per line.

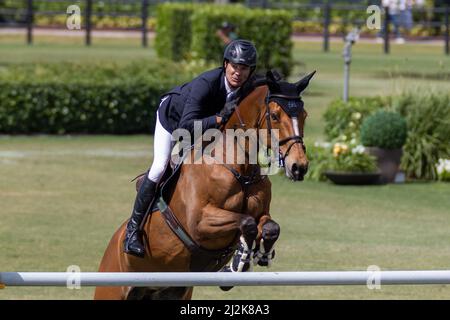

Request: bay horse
left=94, top=70, right=315, bottom=300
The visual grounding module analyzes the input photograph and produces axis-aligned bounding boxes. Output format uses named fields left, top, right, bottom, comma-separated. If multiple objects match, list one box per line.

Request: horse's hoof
left=219, top=266, right=234, bottom=291
left=220, top=285, right=234, bottom=292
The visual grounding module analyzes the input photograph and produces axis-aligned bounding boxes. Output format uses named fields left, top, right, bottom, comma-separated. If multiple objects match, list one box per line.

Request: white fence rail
left=2, top=271, right=450, bottom=287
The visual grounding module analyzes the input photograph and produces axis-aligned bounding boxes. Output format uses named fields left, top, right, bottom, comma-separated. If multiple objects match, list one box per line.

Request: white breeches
left=147, top=102, right=173, bottom=183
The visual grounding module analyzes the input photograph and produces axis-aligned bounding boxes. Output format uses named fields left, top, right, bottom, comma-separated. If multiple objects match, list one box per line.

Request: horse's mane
left=238, top=73, right=267, bottom=104
left=238, top=70, right=286, bottom=103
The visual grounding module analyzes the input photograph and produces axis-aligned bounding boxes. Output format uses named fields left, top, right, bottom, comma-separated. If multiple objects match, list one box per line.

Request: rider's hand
left=217, top=100, right=238, bottom=125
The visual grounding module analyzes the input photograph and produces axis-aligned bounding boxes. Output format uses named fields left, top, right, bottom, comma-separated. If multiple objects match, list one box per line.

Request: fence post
left=445, top=5, right=449, bottom=55
left=383, top=6, right=390, bottom=54
left=142, top=0, right=149, bottom=47
left=85, top=0, right=92, bottom=46
left=26, top=0, right=33, bottom=45
left=323, top=1, right=330, bottom=52
left=262, top=0, right=268, bottom=9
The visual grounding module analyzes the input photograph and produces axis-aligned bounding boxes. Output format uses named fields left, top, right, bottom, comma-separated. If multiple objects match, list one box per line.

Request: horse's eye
left=271, top=113, right=280, bottom=122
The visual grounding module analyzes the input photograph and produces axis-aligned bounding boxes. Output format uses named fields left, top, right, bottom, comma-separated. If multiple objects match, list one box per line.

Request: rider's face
left=225, top=62, right=251, bottom=89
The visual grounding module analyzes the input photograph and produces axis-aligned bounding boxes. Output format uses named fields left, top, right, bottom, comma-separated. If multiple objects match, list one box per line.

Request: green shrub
left=323, top=92, right=450, bottom=181
left=392, top=92, right=450, bottom=180
left=155, top=3, right=293, bottom=76
left=155, top=3, right=196, bottom=61
left=190, top=5, right=293, bottom=76
left=323, top=97, right=385, bottom=142
left=0, top=60, right=208, bottom=134
left=360, top=111, right=407, bottom=149
left=306, top=143, right=332, bottom=181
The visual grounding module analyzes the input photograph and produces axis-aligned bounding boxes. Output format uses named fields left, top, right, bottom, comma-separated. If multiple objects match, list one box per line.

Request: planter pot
left=366, top=147, right=402, bottom=184
left=324, top=171, right=381, bottom=185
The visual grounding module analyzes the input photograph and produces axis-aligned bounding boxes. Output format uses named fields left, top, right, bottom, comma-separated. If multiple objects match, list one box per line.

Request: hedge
left=156, top=3, right=294, bottom=77
left=0, top=61, right=207, bottom=134
left=191, top=5, right=293, bottom=76
left=155, top=3, right=195, bottom=61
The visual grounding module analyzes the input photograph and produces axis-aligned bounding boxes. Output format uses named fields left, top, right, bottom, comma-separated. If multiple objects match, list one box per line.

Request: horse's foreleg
left=254, top=215, right=280, bottom=267
left=219, top=216, right=258, bottom=292
left=228, top=215, right=258, bottom=272
left=198, top=205, right=258, bottom=271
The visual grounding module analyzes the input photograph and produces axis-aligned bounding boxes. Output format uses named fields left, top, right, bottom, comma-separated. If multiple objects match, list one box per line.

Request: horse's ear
left=266, top=70, right=279, bottom=92
left=266, top=70, right=276, bottom=83
left=271, top=69, right=283, bottom=82
left=295, top=70, right=316, bottom=94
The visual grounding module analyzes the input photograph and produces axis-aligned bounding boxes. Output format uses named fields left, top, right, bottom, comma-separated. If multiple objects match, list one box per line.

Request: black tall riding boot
left=123, top=176, right=157, bottom=257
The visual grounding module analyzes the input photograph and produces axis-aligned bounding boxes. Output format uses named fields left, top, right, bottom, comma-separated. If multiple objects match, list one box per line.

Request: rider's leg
left=124, top=110, right=173, bottom=257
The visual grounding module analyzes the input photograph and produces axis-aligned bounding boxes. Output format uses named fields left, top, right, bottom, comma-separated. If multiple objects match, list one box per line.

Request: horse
left=94, top=70, right=315, bottom=300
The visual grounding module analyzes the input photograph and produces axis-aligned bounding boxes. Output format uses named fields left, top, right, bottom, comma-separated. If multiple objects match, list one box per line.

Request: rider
left=123, top=39, right=258, bottom=257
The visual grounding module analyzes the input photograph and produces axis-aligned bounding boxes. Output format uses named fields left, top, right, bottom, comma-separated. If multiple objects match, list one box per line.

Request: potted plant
left=323, top=142, right=380, bottom=185
left=360, top=110, right=407, bottom=183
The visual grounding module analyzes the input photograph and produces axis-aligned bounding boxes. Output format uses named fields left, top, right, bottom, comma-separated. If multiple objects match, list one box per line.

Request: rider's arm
left=178, top=77, right=220, bottom=133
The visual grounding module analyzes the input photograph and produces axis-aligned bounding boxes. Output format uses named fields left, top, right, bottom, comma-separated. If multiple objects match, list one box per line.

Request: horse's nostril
left=292, top=163, right=307, bottom=177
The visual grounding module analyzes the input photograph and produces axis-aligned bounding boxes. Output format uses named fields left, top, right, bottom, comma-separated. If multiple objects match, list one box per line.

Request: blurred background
left=0, top=0, right=449, bottom=300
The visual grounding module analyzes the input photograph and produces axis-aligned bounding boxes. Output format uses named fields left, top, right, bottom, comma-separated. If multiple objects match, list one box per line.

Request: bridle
left=254, top=92, right=306, bottom=168
left=221, top=88, right=306, bottom=188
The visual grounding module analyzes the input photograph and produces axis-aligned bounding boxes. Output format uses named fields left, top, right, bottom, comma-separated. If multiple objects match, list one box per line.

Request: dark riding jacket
left=157, top=68, right=230, bottom=134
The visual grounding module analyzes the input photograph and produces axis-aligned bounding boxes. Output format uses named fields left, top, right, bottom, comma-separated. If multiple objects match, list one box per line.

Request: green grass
left=0, top=35, right=450, bottom=299
left=0, top=136, right=449, bottom=300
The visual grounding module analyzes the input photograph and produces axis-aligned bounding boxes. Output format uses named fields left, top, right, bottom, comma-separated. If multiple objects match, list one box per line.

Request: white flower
left=436, top=159, right=450, bottom=175
left=314, top=141, right=331, bottom=149
left=352, top=112, right=362, bottom=120
left=352, top=145, right=365, bottom=154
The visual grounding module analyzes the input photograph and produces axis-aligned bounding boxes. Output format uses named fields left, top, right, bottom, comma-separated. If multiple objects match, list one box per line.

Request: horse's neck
left=220, top=86, right=268, bottom=173
left=225, top=86, right=267, bottom=131
left=217, top=132, right=257, bottom=174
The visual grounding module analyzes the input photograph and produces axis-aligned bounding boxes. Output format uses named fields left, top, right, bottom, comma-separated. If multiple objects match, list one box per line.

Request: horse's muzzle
left=290, top=163, right=308, bottom=181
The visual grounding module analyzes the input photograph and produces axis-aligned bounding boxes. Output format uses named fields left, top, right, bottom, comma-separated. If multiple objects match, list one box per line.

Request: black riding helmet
left=223, top=39, right=257, bottom=68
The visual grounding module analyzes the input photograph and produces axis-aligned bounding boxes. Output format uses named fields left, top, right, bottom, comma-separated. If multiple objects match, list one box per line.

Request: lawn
left=0, top=34, right=449, bottom=299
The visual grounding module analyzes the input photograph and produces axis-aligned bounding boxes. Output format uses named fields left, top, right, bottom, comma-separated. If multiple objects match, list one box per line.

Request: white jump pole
left=2, top=271, right=450, bottom=287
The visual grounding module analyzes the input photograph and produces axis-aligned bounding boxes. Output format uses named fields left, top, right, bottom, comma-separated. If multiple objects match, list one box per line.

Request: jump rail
left=2, top=271, right=450, bottom=287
